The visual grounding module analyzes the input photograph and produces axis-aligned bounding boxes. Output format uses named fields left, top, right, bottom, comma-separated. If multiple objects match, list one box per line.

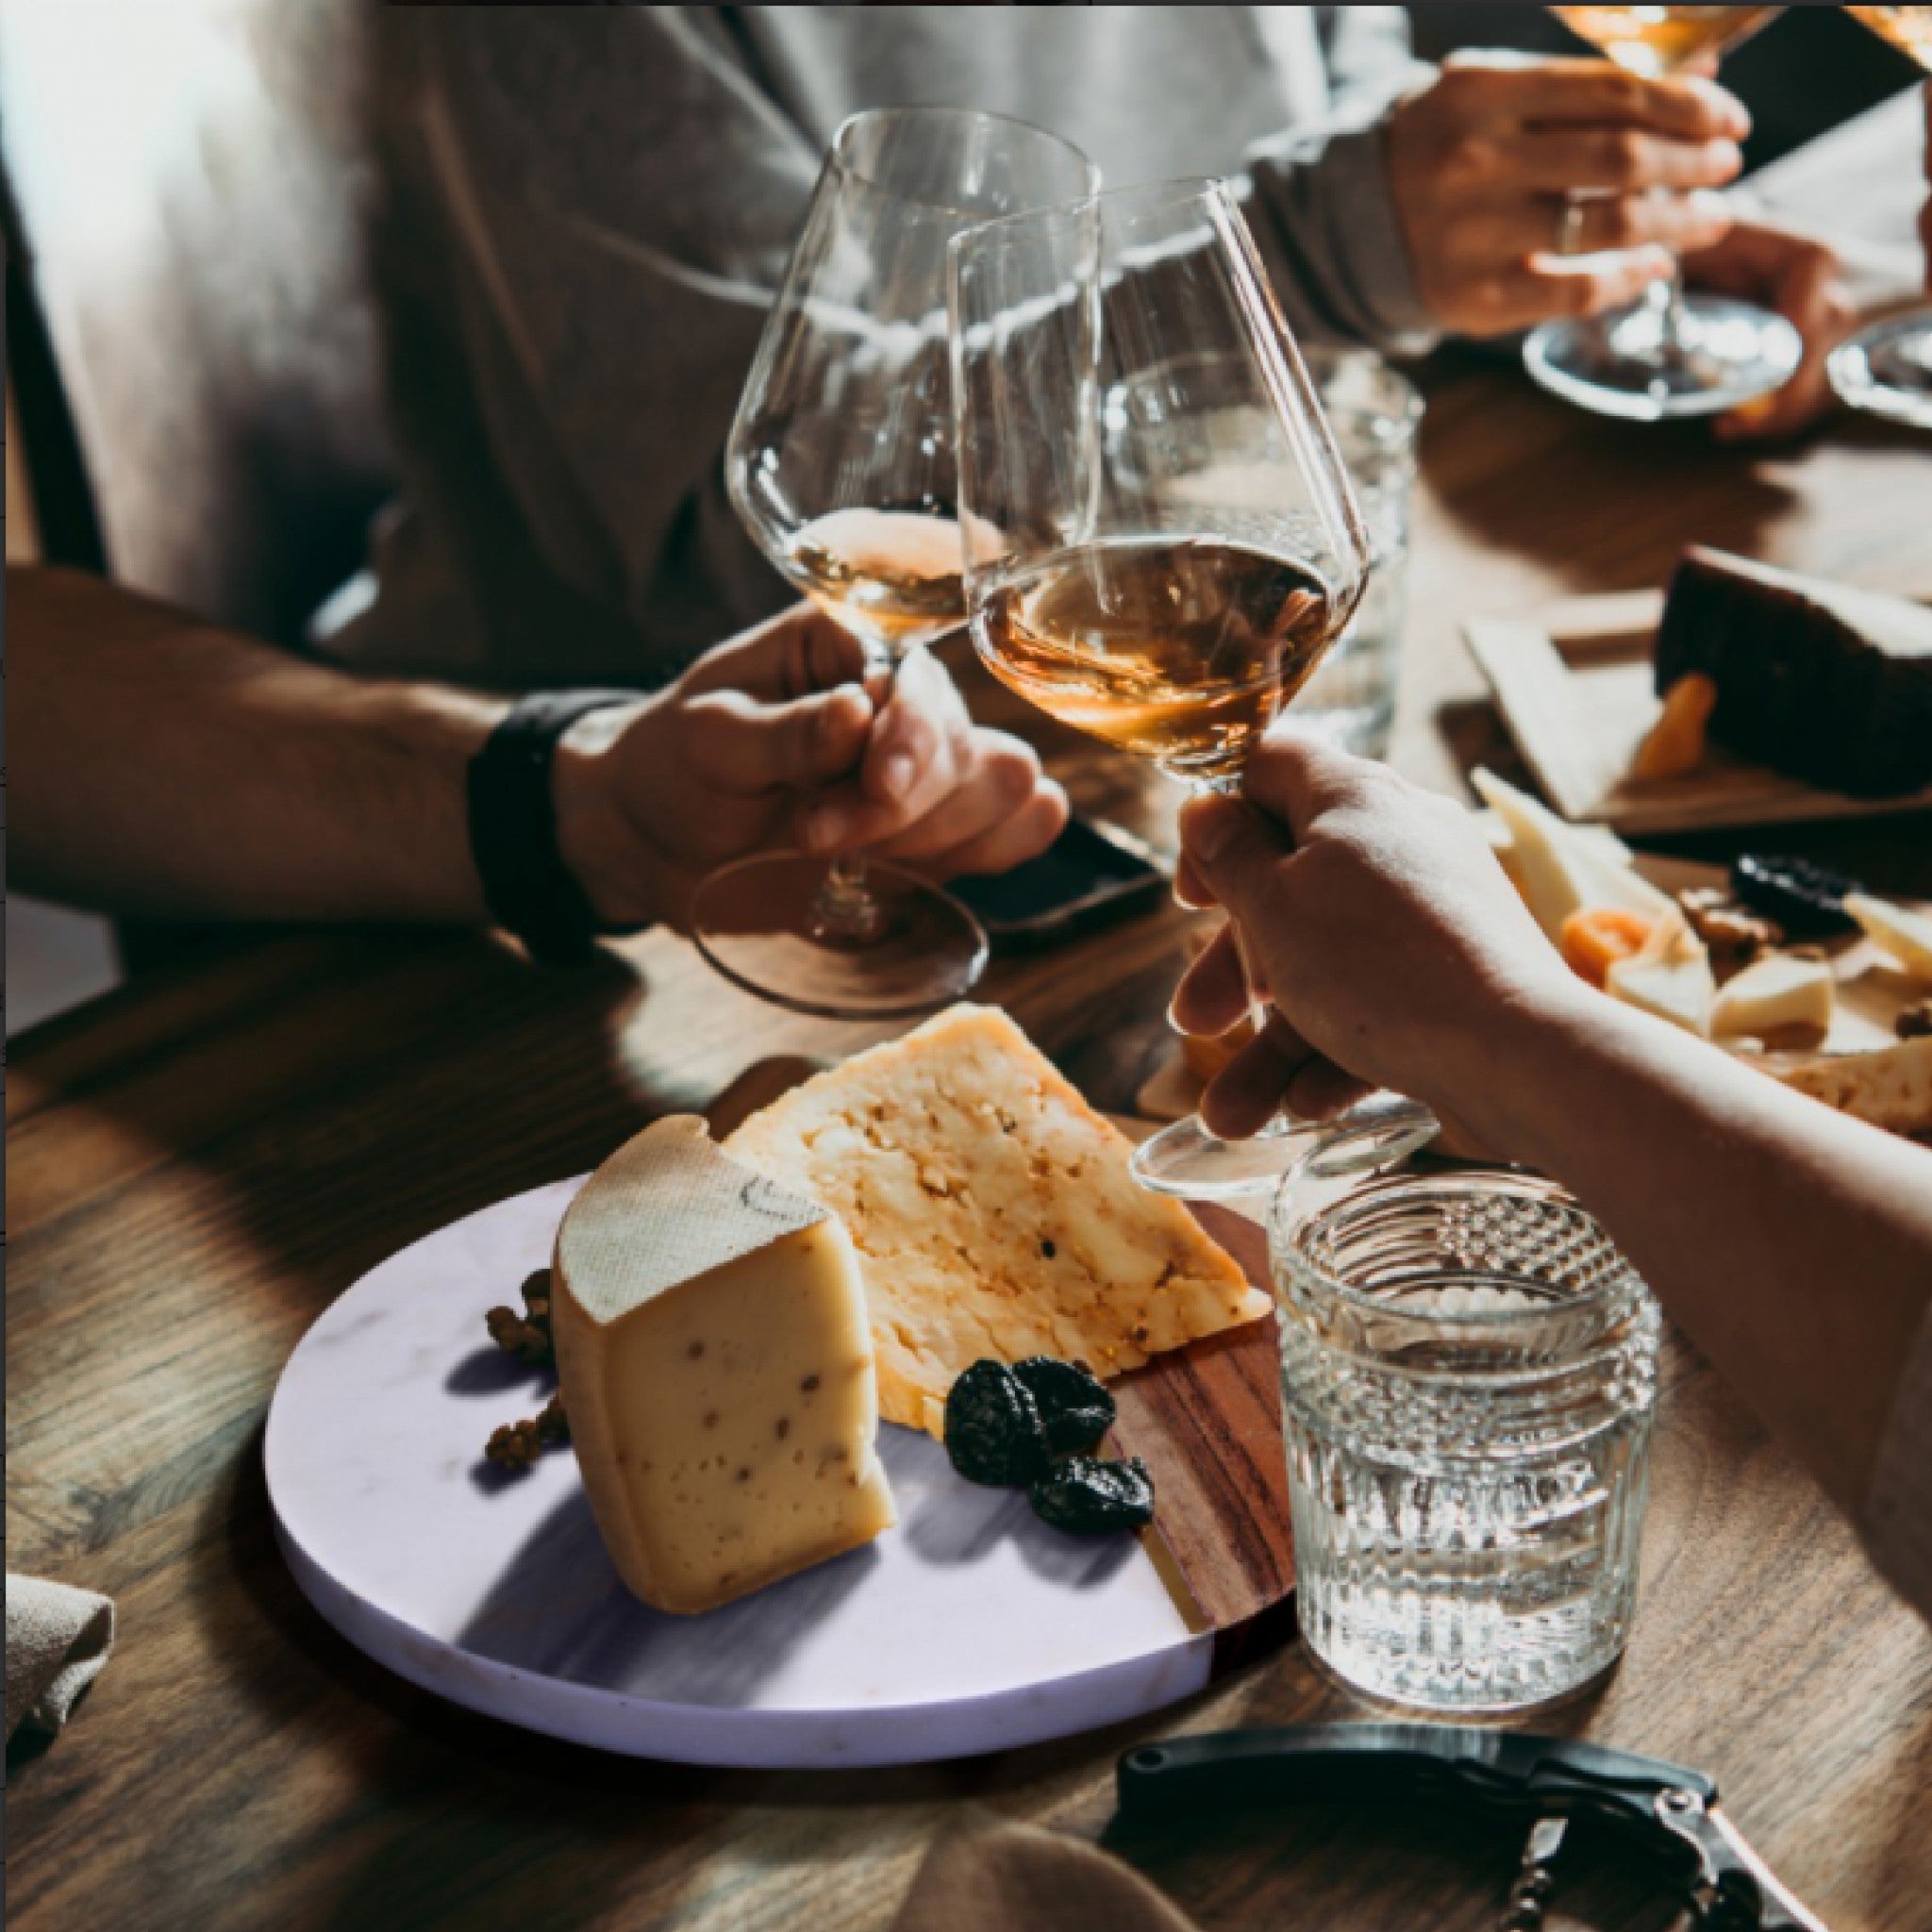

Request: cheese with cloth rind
left=552, top=1117, right=894, bottom=1615
left=724, top=1005, right=1270, bottom=1439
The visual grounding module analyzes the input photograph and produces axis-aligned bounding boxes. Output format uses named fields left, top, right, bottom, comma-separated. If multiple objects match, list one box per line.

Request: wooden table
left=10, top=153, right=1932, bottom=1932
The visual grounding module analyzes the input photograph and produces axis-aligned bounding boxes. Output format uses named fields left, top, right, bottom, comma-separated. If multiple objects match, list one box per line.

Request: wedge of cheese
left=1711, top=952, right=1835, bottom=1041
left=1605, top=912, right=1715, bottom=1038
left=1844, top=894, right=1932, bottom=988
left=552, top=1117, right=894, bottom=1615
left=725, top=1006, right=1270, bottom=1438
left=1472, top=769, right=1674, bottom=944
left=1763, top=1035, right=1932, bottom=1137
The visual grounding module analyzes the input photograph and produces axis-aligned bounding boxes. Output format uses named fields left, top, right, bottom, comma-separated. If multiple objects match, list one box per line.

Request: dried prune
left=943, top=1362, right=1051, bottom=1487
left=1012, top=1357, right=1115, bottom=1455
left=1028, top=1456, right=1156, bottom=1536
left=1731, top=854, right=1859, bottom=940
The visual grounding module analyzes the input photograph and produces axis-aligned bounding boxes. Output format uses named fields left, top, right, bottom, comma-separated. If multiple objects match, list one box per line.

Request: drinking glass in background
left=700, top=108, right=1098, bottom=1020
left=1269, top=1124, right=1661, bottom=1714
left=1289, top=351, right=1423, bottom=760
left=949, top=178, right=1376, bottom=1199
left=1527, top=6, right=1800, bottom=420
left=1830, top=8, right=1932, bottom=430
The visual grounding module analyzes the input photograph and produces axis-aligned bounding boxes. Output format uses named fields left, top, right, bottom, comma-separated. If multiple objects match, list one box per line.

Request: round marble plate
left=264, top=1177, right=1212, bottom=1769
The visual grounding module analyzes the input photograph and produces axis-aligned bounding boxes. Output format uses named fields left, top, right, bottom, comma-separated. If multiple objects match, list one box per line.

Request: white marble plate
left=264, top=1177, right=1211, bottom=1769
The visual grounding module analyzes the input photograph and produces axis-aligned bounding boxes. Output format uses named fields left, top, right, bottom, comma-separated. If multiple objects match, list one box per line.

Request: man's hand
left=1171, top=730, right=1576, bottom=1142
left=1685, top=219, right=1858, bottom=442
left=1385, top=54, right=1746, bottom=336
left=554, top=604, right=1068, bottom=932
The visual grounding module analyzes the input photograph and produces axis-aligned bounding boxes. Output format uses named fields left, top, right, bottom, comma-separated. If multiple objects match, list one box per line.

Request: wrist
left=550, top=698, right=664, bottom=930
left=1418, top=973, right=1609, bottom=1166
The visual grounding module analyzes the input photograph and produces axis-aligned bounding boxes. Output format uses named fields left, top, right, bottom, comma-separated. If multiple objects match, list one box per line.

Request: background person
left=317, top=7, right=1851, bottom=690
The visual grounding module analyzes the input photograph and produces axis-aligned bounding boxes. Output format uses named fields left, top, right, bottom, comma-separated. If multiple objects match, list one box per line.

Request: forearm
left=10, top=567, right=506, bottom=924
left=1455, top=987, right=1932, bottom=1514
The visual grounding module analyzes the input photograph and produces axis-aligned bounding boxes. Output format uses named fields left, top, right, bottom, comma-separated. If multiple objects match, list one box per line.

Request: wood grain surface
left=11, top=134, right=1932, bottom=1932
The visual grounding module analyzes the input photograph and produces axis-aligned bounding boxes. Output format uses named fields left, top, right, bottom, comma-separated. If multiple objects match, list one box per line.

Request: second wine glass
left=949, top=178, right=1382, bottom=1198
left=695, top=107, right=1098, bottom=1021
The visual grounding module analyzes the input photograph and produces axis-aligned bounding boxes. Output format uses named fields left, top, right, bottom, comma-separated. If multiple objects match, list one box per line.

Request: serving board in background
left=1463, top=589, right=1932, bottom=836
left=264, top=1062, right=1294, bottom=1771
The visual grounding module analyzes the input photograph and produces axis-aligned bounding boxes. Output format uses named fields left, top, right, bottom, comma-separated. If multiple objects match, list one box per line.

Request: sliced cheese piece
left=1605, top=912, right=1715, bottom=1038
left=1761, top=1036, right=1932, bottom=1137
left=1472, top=769, right=1674, bottom=944
left=1844, top=894, right=1932, bottom=988
left=552, top=1116, right=894, bottom=1615
left=1711, top=952, right=1836, bottom=1041
left=725, top=1005, right=1269, bottom=1438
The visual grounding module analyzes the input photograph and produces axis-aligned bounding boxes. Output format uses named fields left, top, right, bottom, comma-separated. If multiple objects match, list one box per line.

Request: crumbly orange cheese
left=724, top=1006, right=1271, bottom=1437
left=552, top=1117, right=894, bottom=1615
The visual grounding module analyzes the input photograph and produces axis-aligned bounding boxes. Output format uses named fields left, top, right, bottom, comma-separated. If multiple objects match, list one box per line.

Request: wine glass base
left=1132, top=1094, right=1441, bottom=1201
left=1829, top=310, right=1932, bottom=432
left=1524, top=295, right=1802, bottom=422
left=691, top=853, right=988, bottom=1022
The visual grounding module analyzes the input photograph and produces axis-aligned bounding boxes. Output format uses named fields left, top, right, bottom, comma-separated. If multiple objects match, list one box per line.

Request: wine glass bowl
left=697, top=107, right=1097, bottom=1019
left=1525, top=6, right=1802, bottom=421
left=950, top=179, right=1375, bottom=1197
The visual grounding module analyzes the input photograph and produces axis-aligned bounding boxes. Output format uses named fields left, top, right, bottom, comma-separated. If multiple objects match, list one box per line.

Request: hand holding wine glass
left=950, top=178, right=1377, bottom=1197
left=695, top=106, right=1096, bottom=1019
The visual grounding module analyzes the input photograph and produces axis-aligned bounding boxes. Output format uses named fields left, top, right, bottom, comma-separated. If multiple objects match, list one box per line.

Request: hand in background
left=1171, top=730, right=1574, bottom=1145
left=1385, top=54, right=1746, bottom=335
left=1684, top=218, right=1859, bottom=441
left=555, top=604, right=1068, bottom=933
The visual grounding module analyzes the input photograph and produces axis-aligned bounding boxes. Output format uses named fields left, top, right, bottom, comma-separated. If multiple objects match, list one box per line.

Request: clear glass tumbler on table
left=697, top=107, right=1097, bottom=1020
left=1527, top=7, right=1800, bottom=421
left=1830, top=8, right=1932, bottom=431
left=1269, top=1119, right=1661, bottom=1714
left=948, top=178, right=1376, bottom=1199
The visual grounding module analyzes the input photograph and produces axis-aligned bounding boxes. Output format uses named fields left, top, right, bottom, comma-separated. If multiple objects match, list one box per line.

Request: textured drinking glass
left=1269, top=1143, right=1660, bottom=1714
left=1293, top=350, right=1422, bottom=759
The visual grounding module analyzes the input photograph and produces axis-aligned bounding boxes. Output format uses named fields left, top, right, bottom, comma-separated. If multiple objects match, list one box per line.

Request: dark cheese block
left=1655, top=548, right=1932, bottom=798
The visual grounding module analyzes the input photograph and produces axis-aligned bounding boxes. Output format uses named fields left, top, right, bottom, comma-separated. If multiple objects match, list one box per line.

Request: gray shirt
left=315, top=5, right=1433, bottom=687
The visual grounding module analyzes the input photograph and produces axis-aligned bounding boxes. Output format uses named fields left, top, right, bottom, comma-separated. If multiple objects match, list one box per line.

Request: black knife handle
left=1116, top=1725, right=1718, bottom=1849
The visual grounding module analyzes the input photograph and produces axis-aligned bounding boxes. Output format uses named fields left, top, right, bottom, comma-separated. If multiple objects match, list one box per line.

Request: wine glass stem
left=806, top=640, right=906, bottom=947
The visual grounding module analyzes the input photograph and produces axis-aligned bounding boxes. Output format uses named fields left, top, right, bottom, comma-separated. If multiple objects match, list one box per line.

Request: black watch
left=466, top=690, right=641, bottom=968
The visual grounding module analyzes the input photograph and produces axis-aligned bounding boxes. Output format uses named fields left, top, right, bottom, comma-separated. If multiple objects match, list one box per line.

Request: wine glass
left=949, top=178, right=1386, bottom=1199
left=1525, top=7, right=1800, bottom=420
left=693, top=108, right=1098, bottom=1021
left=1830, top=8, right=1932, bottom=430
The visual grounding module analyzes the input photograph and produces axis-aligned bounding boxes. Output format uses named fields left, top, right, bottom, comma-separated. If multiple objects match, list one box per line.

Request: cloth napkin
left=890, top=1817, right=1199, bottom=1932
left=6, top=1574, right=116, bottom=1742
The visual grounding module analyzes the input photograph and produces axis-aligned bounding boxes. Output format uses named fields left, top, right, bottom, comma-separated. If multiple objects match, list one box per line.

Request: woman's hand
left=554, top=604, right=1068, bottom=932
left=1685, top=219, right=1858, bottom=442
left=1172, top=731, right=1578, bottom=1144
left=1385, top=53, right=1747, bottom=335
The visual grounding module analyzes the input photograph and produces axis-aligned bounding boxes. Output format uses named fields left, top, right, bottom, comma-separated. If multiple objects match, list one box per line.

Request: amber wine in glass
left=699, top=107, right=1097, bottom=1020
left=1830, top=8, right=1932, bottom=430
left=951, top=180, right=1379, bottom=1198
left=1526, top=6, right=1800, bottom=419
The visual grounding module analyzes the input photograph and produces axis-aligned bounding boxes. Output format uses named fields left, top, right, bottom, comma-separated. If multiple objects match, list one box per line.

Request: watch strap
left=467, top=690, right=640, bottom=968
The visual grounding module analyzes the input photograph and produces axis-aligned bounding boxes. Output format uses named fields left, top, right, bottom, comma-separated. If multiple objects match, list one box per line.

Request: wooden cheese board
left=264, top=1062, right=1295, bottom=1770
left=1463, top=589, right=1932, bottom=836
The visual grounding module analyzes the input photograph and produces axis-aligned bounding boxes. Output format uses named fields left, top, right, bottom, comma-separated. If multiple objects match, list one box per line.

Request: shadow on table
left=1412, top=347, right=1802, bottom=592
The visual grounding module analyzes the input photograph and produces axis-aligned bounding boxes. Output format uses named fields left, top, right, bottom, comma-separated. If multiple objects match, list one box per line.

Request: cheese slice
left=1711, top=953, right=1836, bottom=1041
left=552, top=1116, right=894, bottom=1615
left=1844, top=894, right=1932, bottom=988
left=1762, top=1036, right=1932, bottom=1137
left=725, top=1005, right=1270, bottom=1438
left=1605, top=912, right=1715, bottom=1037
left=1472, top=769, right=1674, bottom=944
